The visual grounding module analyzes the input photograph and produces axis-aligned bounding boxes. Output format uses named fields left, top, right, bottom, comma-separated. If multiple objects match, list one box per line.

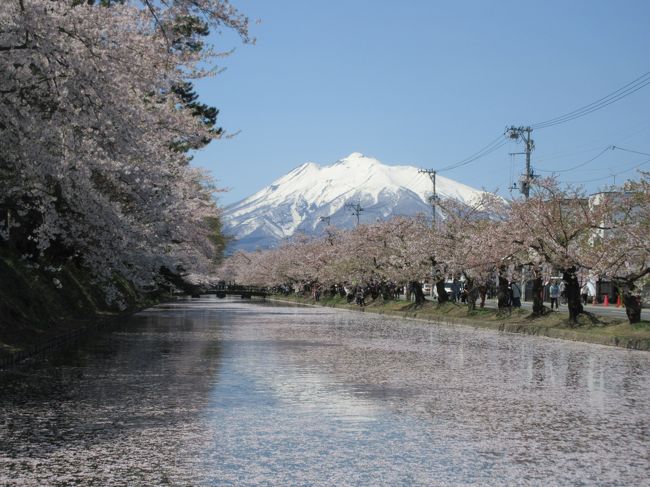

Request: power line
left=427, top=71, right=649, bottom=174
left=536, top=145, right=611, bottom=164
left=531, top=71, right=650, bottom=129
left=436, top=134, right=508, bottom=172
left=612, top=145, right=650, bottom=157
left=535, top=119, right=650, bottom=163
left=566, top=157, right=650, bottom=184
left=536, top=145, right=613, bottom=173
left=427, top=72, right=650, bottom=189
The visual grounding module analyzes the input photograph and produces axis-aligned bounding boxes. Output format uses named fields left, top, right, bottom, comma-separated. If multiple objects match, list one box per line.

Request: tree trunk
left=623, top=291, right=642, bottom=324
left=410, top=281, right=426, bottom=306
left=380, top=282, right=391, bottom=301
left=338, top=284, right=346, bottom=298
left=497, top=275, right=510, bottom=309
left=531, top=276, right=545, bottom=316
left=478, top=285, right=487, bottom=308
left=369, top=285, right=379, bottom=300
left=465, top=277, right=478, bottom=311
left=435, top=278, right=449, bottom=304
left=467, top=289, right=478, bottom=311
left=562, top=267, right=583, bottom=324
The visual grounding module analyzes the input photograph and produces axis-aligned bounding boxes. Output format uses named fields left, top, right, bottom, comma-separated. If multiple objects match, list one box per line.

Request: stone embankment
left=0, top=247, right=156, bottom=367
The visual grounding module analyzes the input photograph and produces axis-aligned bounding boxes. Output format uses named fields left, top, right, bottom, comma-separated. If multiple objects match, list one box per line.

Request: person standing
left=356, top=287, right=366, bottom=306
left=510, top=281, right=521, bottom=308
left=581, top=283, right=589, bottom=305
left=559, top=280, right=567, bottom=304
left=549, top=281, right=560, bottom=309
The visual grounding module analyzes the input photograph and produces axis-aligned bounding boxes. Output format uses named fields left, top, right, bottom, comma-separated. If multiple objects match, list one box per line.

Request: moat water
left=1, top=297, right=649, bottom=485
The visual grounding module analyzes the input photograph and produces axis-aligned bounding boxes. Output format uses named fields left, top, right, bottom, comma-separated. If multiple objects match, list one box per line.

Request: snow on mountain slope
left=223, top=152, right=488, bottom=250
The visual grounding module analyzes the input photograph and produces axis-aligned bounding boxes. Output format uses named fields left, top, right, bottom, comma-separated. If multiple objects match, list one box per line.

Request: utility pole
left=506, top=126, right=534, bottom=199
left=418, top=168, right=437, bottom=226
left=345, top=202, right=364, bottom=226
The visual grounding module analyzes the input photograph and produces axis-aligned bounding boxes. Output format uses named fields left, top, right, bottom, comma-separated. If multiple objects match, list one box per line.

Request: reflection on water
left=1, top=297, right=649, bottom=485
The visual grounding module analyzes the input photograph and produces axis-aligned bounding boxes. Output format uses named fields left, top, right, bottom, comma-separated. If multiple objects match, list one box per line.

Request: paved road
left=485, top=298, right=649, bottom=320
left=418, top=295, right=649, bottom=321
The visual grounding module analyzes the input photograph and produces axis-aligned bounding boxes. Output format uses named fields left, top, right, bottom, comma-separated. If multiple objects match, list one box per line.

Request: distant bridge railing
left=205, top=284, right=269, bottom=299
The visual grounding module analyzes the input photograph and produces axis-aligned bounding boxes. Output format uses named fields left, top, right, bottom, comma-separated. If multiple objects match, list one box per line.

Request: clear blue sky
left=192, top=0, right=650, bottom=206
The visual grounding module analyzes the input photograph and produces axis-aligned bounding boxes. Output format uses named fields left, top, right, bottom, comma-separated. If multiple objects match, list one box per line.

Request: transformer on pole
left=418, top=168, right=437, bottom=226
left=506, top=126, right=535, bottom=199
left=345, top=202, right=364, bottom=226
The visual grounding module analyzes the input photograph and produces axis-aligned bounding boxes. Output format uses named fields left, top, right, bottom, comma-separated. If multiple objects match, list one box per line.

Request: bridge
left=204, top=285, right=270, bottom=299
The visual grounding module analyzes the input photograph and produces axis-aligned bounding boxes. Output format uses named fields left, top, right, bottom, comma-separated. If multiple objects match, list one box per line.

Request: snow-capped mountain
left=224, top=152, right=488, bottom=250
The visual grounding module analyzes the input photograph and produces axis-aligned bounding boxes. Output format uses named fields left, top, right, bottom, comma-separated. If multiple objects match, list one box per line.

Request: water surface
left=1, top=297, right=649, bottom=485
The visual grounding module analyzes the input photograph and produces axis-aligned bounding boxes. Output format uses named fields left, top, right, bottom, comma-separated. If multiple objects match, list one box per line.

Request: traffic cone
left=604, top=294, right=609, bottom=307
left=616, top=295, right=622, bottom=307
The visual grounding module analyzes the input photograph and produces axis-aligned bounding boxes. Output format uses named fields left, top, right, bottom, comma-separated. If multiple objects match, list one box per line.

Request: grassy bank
left=272, top=294, right=650, bottom=351
left=0, top=247, right=159, bottom=366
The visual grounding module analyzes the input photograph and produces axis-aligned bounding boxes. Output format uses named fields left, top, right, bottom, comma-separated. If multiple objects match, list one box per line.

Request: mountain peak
left=336, top=152, right=378, bottom=166
left=224, top=153, right=489, bottom=251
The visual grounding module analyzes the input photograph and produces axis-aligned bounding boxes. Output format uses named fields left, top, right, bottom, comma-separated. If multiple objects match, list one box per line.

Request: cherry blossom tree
left=218, top=174, right=648, bottom=326
left=0, top=0, right=249, bottom=304
left=437, top=194, right=511, bottom=310
left=219, top=216, right=437, bottom=305
left=373, top=216, right=433, bottom=305
left=506, top=178, right=609, bottom=322
left=582, top=174, right=650, bottom=323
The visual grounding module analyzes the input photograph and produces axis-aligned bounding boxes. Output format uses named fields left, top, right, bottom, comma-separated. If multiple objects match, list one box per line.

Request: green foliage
left=205, top=216, right=232, bottom=264
left=172, top=15, right=210, bottom=52
left=167, top=12, right=223, bottom=152
left=171, top=81, right=223, bottom=153
left=79, top=1, right=224, bottom=154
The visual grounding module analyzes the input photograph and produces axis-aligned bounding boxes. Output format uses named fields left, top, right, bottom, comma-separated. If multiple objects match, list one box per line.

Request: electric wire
left=536, top=145, right=608, bottom=164
left=536, top=145, right=613, bottom=173
left=566, top=157, right=650, bottom=184
left=431, top=72, right=650, bottom=179
left=612, top=145, right=650, bottom=157
left=532, top=71, right=650, bottom=129
left=436, top=134, right=508, bottom=172
left=531, top=71, right=650, bottom=129
left=436, top=134, right=505, bottom=171
left=535, top=118, right=650, bottom=162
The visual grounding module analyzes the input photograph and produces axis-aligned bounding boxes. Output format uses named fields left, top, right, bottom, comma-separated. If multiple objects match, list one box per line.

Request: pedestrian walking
left=549, top=281, right=560, bottom=309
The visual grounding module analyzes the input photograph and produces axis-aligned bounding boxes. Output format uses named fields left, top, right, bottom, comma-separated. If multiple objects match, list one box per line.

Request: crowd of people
left=277, top=270, right=618, bottom=311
